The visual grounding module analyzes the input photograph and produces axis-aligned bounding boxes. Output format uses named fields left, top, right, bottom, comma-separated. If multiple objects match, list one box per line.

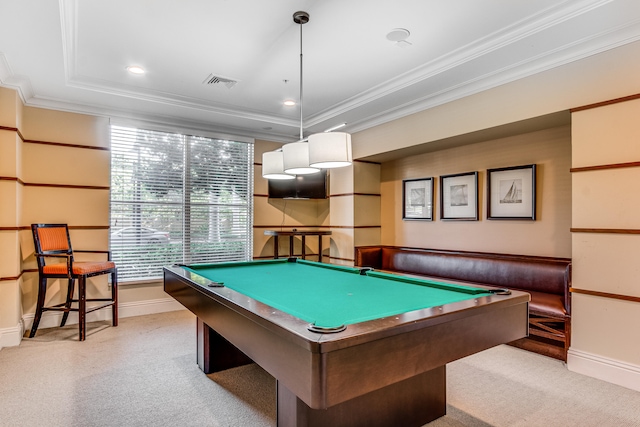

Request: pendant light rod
left=293, top=11, right=309, bottom=141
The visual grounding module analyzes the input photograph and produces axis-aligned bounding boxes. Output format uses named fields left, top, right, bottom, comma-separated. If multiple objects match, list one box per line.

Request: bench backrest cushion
left=382, top=247, right=570, bottom=295
left=355, top=246, right=571, bottom=313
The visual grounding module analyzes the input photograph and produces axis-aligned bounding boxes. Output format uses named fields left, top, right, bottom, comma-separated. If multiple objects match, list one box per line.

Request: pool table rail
left=164, top=264, right=529, bottom=353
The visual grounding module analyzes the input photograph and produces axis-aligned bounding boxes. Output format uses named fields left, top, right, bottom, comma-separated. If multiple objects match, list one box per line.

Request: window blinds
left=110, top=125, right=254, bottom=281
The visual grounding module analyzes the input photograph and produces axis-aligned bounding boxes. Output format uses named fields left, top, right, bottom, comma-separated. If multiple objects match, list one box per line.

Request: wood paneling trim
left=328, top=255, right=355, bottom=262
left=0, top=176, right=24, bottom=184
left=0, top=178, right=109, bottom=190
left=24, top=139, right=110, bottom=151
left=0, top=226, right=30, bottom=231
left=253, top=159, right=380, bottom=166
left=1, top=269, right=38, bottom=281
left=571, top=228, right=640, bottom=234
left=570, top=161, right=640, bottom=173
left=253, top=225, right=381, bottom=230
left=0, top=125, right=24, bottom=141
left=0, top=126, right=107, bottom=151
left=330, top=193, right=381, bottom=197
left=253, top=225, right=331, bottom=229
left=24, top=182, right=110, bottom=190
left=252, top=193, right=382, bottom=198
left=327, top=225, right=382, bottom=229
left=571, top=93, right=640, bottom=112
left=0, top=226, right=109, bottom=231
left=571, top=287, right=640, bottom=304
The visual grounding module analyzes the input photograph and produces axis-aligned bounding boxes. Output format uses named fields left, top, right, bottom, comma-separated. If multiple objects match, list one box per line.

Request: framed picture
left=440, top=171, right=478, bottom=221
left=487, top=164, right=536, bottom=220
left=403, top=177, right=434, bottom=220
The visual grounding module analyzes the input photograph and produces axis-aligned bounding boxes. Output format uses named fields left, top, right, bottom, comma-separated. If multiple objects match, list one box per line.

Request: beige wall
left=18, top=107, right=112, bottom=323
left=0, top=88, right=182, bottom=349
left=352, top=40, right=640, bottom=160
left=568, top=97, right=640, bottom=391
left=253, top=144, right=380, bottom=265
left=329, top=162, right=381, bottom=266
left=380, top=126, right=572, bottom=257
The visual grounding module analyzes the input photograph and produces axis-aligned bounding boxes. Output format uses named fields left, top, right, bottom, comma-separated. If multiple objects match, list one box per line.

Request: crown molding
left=0, top=53, right=34, bottom=103
left=3, top=0, right=639, bottom=144
left=308, top=1, right=640, bottom=130
left=344, top=19, right=640, bottom=134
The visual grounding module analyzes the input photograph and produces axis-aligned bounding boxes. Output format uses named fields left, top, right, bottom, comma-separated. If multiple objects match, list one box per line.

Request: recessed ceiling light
left=126, top=65, right=145, bottom=75
left=283, top=99, right=296, bottom=106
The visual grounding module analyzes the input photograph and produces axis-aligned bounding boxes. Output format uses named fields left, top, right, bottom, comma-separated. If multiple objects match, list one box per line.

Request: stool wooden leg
left=111, top=270, right=118, bottom=327
left=29, top=277, right=48, bottom=338
left=78, top=275, right=87, bottom=341
left=60, top=278, right=75, bottom=327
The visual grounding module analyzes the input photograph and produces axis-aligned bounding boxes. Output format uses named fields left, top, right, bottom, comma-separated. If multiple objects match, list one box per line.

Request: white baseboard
left=567, top=348, right=640, bottom=392
left=0, top=322, right=24, bottom=350
left=14, top=298, right=185, bottom=346
left=118, top=297, right=185, bottom=319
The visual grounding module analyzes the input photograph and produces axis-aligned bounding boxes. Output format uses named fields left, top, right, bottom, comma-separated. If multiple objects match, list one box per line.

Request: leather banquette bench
left=355, top=245, right=572, bottom=361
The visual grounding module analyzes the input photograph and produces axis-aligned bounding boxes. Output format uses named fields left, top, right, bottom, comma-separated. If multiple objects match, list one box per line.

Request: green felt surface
left=185, top=259, right=492, bottom=328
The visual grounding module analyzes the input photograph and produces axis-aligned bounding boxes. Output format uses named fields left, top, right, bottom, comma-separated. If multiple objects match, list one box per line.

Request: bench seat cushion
left=521, top=289, right=567, bottom=318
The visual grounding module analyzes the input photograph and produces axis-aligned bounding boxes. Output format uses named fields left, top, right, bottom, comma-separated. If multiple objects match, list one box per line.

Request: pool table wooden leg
left=276, top=365, right=446, bottom=427
left=196, top=318, right=253, bottom=374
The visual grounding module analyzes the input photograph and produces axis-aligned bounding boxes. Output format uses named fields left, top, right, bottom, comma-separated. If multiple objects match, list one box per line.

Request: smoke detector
left=386, top=28, right=412, bottom=48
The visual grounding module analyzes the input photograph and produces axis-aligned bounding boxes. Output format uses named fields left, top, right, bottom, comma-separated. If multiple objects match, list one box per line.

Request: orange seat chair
left=30, top=224, right=118, bottom=340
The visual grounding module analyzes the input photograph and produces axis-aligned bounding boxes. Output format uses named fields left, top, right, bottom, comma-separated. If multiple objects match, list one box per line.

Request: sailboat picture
left=487, top=164, right=536, bottom=220
left=500, top=179, right=522, bottom=204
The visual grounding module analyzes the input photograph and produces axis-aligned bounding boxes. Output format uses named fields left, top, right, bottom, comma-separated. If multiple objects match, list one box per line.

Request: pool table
left=163, top=258, right=529, bottom=427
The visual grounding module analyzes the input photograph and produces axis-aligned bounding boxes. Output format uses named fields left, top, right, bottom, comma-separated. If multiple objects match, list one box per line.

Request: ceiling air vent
left=202, top=73, right=238, bottom=89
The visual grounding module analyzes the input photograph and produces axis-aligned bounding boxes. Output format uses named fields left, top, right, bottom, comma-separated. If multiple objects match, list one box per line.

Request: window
left=110, top=125, right=254, bottom=281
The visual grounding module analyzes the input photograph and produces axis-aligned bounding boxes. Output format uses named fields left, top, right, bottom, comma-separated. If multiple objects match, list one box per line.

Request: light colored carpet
left=1, top=310, right=638, bottom=427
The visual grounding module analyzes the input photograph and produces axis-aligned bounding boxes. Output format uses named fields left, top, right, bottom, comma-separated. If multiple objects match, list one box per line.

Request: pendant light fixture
left=262, top=11, right=352, bottom=180
left=282, top=11, right=319, bottom=176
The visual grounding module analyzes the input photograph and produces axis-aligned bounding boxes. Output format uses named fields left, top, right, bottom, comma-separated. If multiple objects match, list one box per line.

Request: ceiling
left=1, top=0, right=639, bottom=146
